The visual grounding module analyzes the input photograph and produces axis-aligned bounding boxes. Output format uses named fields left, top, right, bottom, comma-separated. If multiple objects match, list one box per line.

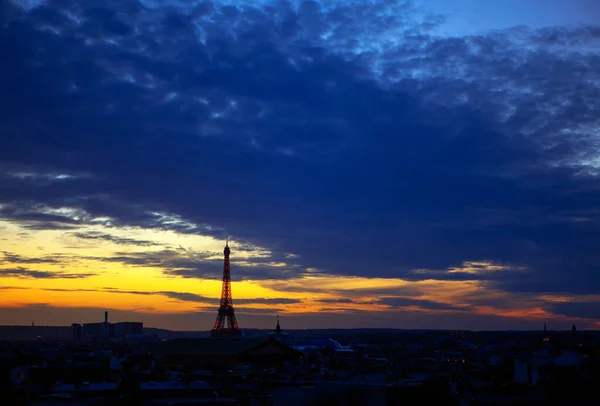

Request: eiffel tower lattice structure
left=210, top=238, right=242, bottom=337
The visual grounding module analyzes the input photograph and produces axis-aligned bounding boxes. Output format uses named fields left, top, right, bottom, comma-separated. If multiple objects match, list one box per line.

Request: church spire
left=275, top=315, right=281, bottom=334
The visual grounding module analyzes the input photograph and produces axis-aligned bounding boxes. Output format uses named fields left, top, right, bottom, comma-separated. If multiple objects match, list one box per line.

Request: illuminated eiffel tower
left=210, top=238, right=242, bottom=337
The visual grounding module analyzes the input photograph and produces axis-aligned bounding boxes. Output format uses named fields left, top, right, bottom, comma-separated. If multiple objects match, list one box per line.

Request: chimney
left=104, top=311, right=108, bottom=323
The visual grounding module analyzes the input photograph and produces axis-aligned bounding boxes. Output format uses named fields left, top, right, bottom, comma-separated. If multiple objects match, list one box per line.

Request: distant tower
left=269, top=314, right=290, bottom=342
left=544, top=321, right=547, bottom=334
left=210, top=238, right=241, bottom=337
left=102, top=311, right=110, bottom=340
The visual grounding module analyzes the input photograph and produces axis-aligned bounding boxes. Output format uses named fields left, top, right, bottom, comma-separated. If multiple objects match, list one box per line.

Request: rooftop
left=158, top=337, right=269, bottom=355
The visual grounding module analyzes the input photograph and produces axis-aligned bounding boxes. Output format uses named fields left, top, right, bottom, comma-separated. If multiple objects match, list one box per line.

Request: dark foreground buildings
left=2, top=325, right=600, bottom=405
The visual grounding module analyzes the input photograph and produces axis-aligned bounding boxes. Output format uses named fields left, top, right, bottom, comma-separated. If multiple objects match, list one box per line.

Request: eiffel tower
left=210, top=238, right=242, bottom=337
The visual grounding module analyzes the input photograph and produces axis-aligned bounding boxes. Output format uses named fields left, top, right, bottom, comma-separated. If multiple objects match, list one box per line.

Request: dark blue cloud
left=550, top=301, right=600, bottom=321
left=1, top=0, right=600, bottom=323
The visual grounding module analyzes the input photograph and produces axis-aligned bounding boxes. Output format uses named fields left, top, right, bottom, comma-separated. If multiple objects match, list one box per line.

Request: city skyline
left=1, top=0, right=600, bottom=331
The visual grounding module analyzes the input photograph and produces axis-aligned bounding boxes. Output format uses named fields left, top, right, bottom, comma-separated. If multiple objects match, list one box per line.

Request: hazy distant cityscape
left=2, top=319, right=600, bottom=405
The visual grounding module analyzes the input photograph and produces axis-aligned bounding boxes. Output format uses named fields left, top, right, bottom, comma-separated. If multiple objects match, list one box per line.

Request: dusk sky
left=1, top=0, right=600, bottom=331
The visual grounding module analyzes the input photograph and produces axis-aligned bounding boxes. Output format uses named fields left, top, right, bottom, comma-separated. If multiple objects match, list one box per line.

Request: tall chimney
left=104, top=311, right=108, bottom=323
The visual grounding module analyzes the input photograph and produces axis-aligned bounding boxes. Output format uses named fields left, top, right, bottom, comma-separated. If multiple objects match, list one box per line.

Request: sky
left=1, top=0, right=600, bottom=331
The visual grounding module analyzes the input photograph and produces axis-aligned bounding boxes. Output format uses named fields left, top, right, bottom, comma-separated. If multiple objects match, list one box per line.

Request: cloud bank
left=1, top=0, right=600, bottom=328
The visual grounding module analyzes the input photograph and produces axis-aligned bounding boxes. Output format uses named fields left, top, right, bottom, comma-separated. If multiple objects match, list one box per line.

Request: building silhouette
left=82, top=311, right=143, bottom=341
left=70, top=323, right=82, bottom=342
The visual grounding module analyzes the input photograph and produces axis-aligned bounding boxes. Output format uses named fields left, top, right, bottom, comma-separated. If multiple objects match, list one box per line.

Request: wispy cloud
left=38, top=287, right=301, bottom=307
left=379, top=297, right=471, bottom=312
left=0, top=267, right=94, bottom=279
left=234, top=298, right=302, bottom=305
left=69, top=231, right=162, bottom=247
left=0, top=251, right=60, bottom=264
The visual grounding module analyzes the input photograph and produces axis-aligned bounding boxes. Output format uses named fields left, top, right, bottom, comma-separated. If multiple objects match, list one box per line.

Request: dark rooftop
left=158, top=337, right=269, bottom=356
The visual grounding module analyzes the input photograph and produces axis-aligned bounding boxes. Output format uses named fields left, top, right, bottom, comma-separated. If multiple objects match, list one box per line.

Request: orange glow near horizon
left=0, top=218, right=595, bottom=329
